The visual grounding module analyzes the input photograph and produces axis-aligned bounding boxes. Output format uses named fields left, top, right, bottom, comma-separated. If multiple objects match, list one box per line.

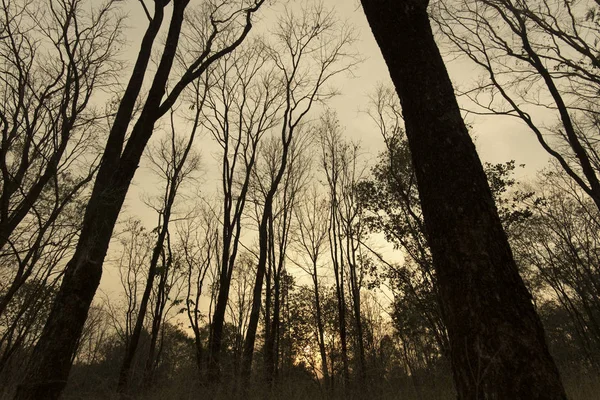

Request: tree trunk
left=117, top=87, right=199, bottom=393
left=144, top=250, right=169, bottom=387
left=360, top=1, right=566, bottom=398
left=208, top=238, right=236, bottom=381
left=266, top=235, right=284, bottom=383
left=311, top=259, right=329, bottom=388
left=241, top=136, right=294, bottom=380
left=117, top=207, right=171, bottom=393
left=207, top=140, right=255, bottom=382
left=264, top=214, right=276, bottom=383
left=330, top=203, right=349, bottom=389
left=12, top=2, right=187, bottom=398
left=347, top=244, right=366, bottom=382
left=240, top=202, right=272, bottom=380
left=13, top=166, right=139, bottom=400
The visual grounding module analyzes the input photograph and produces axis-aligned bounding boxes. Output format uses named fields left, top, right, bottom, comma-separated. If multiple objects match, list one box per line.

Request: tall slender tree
left=319, top=112, right=368, bottom=383
left=117, top=99, right=203, bottom=392
left=14, top=1, right=265, bottom=398
left=257, top=135, right=310, bottom=383
left=320, top=113, right=350, bottom=389
left=291, top=185, right=330, bottom=387
left=360, top=0, right=566, bottom=398
left=180, top=203, right=219, bottom=376
left=204, top=39, right=283, bottom=381
left=240, top=2, right=358, bottom=380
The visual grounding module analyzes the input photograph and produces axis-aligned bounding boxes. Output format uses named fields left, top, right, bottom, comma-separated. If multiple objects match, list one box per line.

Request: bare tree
left=143, top=230, right=187, bottom=387
left=318, top=111, right=370, bottom=384
left=14, top=1, right=265, bottom=398
left=512, top=164, right=600, bottom=370
left=319, top=110, right=371, bottom=387
left=203, top=39, right=283, bottom=382
left=114, top=219, right=153, bottom=349
left=319, top=112, right=350, bottom=389
left=0, top=164, right=94, bottom=319
left=0, top=0, right=120, bottom=334
left=255, top=134, right=311, bottom=384
left=72, top=304, right=113, bottom=368
left=117, top=80, right=205, bottom=393
left=0, top=0, right=122, bottom=252
left=338, top=141, right=368, bottom=384
left=179, top=204, right=219, bottom=375
left=240, top=2, right=358, bottom=381
left=0, top=280, right=57, bottom=386
left=435, top=0, right=600, bottom=211
left=226, top=252, right=256, bottom=375
left=291, top=184, right=331, bottom=387
left=0, top=190, right=88, bottom=379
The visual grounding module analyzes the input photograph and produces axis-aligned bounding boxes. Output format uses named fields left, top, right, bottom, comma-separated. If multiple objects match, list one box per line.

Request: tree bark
left=360, top=1, right=566, bottom=398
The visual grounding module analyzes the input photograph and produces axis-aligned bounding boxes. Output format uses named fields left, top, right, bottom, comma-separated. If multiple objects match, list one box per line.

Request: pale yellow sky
left=117, top=0, right=551, bottom=175
left=99, top=0, right=552, bottom=306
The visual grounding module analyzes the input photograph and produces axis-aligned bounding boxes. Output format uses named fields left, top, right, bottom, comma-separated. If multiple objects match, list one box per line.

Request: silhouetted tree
left=436, top=0, right=600, bottom=211
left=117, top=81, right=204, bottom=393
left=204, top=38, right=283, bottom=382
left=291, top=185, right=331, bottom=386
left=241, top=2, right=357, bottom=381
left=360, top=0, right=566, bottom=398
left=14, top=1, right=265, bottom=398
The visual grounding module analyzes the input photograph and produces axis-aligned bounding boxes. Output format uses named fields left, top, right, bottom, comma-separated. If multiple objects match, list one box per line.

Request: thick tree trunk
left=360, top=1, right=566, bottom=399
left=13, top=159, right=142, bottom=400
left=12, top=2, right=187, bottom=398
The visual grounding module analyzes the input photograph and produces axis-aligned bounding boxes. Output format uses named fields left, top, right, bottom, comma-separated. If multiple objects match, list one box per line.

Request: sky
left=98, top=0, right=553, bottom=305
left=116, top=0, right=551, bottom=169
